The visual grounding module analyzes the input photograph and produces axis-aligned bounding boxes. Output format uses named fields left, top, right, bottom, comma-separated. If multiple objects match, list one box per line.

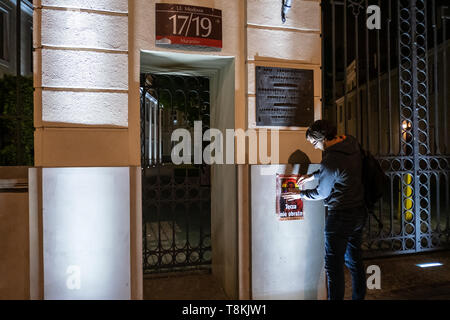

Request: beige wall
left=0, top=193, right=30, bottom=299
left=0, top=167, right=30, bottom=299
left=33, top=0, right=129, bottom=167
left=246, top=0, right=322, bottom=165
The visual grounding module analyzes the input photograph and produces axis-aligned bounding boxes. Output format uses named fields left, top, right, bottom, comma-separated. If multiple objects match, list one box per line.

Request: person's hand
left=297, top=174, right=314, bottom=186
left=282, top=191, right=301, bottom=201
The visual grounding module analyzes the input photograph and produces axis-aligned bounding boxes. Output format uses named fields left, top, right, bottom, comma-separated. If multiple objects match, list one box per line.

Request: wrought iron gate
left=322, top=0, right=450, bottom=256
left=140, top=74, right=212, bottom=273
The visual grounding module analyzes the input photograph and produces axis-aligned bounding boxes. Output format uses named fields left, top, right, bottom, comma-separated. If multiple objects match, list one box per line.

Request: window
left=0, top=2, right=34, bottom=166
left=0, top=9, right=8, bottom=62
left=348, top=102, right=352, bottom=120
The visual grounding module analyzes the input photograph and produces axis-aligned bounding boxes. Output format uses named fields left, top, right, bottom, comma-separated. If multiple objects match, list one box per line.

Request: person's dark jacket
left=299, top=135, right=364, bottom=210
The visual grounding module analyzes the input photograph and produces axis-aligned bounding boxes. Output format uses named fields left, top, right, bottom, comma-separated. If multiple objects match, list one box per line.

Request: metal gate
left=140, top=74, right=212, bottom=273
left=322, top=0, right=450, bottom=256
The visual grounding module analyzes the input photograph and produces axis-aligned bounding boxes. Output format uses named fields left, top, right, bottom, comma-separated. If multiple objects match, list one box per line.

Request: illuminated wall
left=251, top=165, right=327, bottom=300
left=42, top=168, right=130, bottom=300
left=33, top=0, right=141, bottom=300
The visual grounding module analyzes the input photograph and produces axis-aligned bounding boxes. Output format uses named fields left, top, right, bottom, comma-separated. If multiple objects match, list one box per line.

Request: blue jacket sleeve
left=300, top=164, right=336, bottom=200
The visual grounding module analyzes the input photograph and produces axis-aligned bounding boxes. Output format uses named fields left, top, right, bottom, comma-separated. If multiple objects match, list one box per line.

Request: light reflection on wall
left=43, top=168, right=130, bottom=300
left=42, top=91, right=128, bottom=126
left=39, top=4, right=128, bottom=126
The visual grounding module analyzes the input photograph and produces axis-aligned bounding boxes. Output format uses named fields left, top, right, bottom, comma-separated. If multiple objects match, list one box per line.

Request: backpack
left=360, top=147, right=389, bottom=210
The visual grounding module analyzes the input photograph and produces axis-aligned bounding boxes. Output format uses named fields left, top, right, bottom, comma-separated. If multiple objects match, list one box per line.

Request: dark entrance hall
left=140, top=74, right=212, bottom=275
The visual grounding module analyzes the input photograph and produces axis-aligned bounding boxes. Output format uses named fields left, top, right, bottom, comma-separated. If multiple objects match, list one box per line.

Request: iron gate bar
left=141, top=165, right=212, bottom=273
left=365, top=0, right=371, bottom=151
left=355, top=3, right=361, bottom=146
left=388, top=0, right=394, bottom=155
left=432, top=0, right=440, bottom=155
left=443, top=9, right=448, bottom=152
left=344, top=0, right=348, bottom=135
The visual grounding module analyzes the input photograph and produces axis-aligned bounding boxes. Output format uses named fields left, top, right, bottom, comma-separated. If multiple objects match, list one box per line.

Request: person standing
left=283, top=120, right=367, bottom=300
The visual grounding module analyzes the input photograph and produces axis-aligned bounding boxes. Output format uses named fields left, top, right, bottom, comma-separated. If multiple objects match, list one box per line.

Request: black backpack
left=360, top=147, right=389, bottom=211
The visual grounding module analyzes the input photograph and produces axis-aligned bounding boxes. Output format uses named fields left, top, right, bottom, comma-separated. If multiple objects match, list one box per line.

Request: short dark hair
left=306, top=120, right=337, bottom=141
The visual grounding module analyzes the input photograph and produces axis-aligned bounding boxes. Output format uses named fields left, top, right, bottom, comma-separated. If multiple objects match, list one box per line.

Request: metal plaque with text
left=256, top=67, right=314, bottom=127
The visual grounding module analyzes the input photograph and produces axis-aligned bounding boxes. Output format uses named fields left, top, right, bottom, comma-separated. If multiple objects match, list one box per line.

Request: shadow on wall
left=288, top=149, right=311, bottom=173
left=288, top=149, right=325, bottom=299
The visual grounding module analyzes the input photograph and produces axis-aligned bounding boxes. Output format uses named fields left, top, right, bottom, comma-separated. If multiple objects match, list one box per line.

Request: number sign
left=156, top=3, right=222, bottom=49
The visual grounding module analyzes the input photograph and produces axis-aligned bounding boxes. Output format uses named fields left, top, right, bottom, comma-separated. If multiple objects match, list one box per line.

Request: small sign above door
left=155, top=3, right=222, bottom=50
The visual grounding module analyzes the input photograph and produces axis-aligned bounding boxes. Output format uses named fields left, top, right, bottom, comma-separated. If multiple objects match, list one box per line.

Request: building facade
left=0, top=0, right=325, bottom=300
left=2, top=0, right=448, bottom=301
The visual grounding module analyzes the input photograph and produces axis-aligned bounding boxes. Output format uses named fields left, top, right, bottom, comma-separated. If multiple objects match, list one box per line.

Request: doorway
left=140, top=73, right=212, bottom=274
left=139, top=50, right=238, bottom=299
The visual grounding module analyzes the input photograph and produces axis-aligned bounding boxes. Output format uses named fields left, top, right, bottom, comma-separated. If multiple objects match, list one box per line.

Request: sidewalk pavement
left=345, top=250, right=450, bottom=300
left=143, top=250, right=450, bottom=300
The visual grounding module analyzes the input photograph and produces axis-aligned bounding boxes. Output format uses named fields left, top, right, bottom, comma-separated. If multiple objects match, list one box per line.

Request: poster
left=276, top=174, right=304, bottom=221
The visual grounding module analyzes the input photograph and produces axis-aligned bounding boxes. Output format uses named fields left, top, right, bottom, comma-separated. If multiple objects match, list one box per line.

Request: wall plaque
left=156, top=3, right=222, bottom=50
left=256, top=67, right=314, bottom=127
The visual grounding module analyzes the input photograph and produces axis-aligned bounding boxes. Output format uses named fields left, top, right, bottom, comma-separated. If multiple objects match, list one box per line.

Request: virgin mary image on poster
left=276, top=175, right=304, bottom=221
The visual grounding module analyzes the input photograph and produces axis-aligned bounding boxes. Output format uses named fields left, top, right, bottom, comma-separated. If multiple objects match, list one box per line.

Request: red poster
left=276, top=174, right=304, bottom=221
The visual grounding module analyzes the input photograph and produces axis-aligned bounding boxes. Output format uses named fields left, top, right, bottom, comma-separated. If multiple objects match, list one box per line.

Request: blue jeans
left=324, top=206, right=367, bottom=300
